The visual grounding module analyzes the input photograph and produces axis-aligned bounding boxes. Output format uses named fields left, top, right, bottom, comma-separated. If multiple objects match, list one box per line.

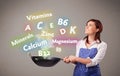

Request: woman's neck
left=88, top=35, right=95, bottom=43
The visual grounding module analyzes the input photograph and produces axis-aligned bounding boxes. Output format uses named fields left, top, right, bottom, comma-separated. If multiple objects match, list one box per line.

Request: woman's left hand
left=69, top=55, right=77, bottom=63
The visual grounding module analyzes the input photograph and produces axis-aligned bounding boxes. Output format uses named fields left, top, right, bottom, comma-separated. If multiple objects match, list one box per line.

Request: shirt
left=76, top=39, right=107, bottom=67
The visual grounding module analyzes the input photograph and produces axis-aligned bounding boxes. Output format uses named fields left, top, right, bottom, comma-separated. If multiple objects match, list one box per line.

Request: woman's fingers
left=63, top=55, right=77, bottom=63
left=63, top=56, right=70, bottom=63
left=69, top=55, right=77, bottom=63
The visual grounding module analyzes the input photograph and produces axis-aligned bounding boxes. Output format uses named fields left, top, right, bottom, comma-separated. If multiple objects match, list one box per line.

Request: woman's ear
left=96, top=29, right=99, bottom=32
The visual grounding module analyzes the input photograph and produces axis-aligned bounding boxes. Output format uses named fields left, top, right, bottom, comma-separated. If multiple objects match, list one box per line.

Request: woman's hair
left=84, top=19, right=103, bottom=44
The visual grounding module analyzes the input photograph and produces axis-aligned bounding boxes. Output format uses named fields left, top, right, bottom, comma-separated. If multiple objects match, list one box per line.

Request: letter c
left=23, top=45, right=28, bottom=52
left=37, top=21, right=44, bottom=30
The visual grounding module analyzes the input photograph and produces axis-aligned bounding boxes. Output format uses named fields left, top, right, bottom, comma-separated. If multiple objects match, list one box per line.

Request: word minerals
left=10, top=33, right=34, bottom=47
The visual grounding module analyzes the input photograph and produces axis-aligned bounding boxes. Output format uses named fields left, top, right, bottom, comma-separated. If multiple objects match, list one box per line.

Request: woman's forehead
left=87, top=21, right=95, bottom=25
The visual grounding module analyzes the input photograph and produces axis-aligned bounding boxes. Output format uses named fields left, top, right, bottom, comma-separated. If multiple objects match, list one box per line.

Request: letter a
left=25, top=25, right=31, bottom=31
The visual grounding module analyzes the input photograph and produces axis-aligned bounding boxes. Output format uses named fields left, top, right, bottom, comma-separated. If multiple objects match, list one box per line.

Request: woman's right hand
left=63, top=56, right=70, bottom=63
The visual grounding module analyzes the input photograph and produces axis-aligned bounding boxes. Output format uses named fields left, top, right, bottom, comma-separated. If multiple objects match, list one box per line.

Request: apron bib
left=73, top=48, right=101, bottom=76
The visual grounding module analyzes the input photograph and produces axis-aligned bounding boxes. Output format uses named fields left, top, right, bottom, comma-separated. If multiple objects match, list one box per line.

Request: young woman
left=63, top=19, right=107, bottom=76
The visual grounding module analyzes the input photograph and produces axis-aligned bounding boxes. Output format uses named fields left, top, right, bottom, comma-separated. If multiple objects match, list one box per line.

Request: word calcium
left=23, top=40, right=48, bottom=52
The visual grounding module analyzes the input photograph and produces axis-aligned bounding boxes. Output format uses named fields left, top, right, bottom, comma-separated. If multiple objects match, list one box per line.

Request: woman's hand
left=68, top=55, right=77, bottom=63
left=63, top=55, right=78, bottom=63
left=63, top=56, right=70, bottom=63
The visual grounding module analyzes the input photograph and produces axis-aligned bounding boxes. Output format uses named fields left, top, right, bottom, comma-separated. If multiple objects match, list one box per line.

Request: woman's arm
left=69, top=42, right=107, bottom=67
left=86, top=42, right=107, bottom=67
left=68, top=55, right=91, bottom=64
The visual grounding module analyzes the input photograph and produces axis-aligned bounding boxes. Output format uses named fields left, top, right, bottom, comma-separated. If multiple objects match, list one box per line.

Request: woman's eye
left=89, top=24, right=92, bottom=26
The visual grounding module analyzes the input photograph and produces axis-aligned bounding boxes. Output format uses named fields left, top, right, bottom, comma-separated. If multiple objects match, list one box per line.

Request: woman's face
left=85, top=21, right=99, bottom=35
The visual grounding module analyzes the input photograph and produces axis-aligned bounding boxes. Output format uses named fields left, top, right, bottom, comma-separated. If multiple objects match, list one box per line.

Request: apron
left=73, top=48, right=101, bottom=76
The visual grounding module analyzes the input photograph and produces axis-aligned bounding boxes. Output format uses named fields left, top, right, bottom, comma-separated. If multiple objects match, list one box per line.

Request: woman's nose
left=85, top=25, right=88, bottom=29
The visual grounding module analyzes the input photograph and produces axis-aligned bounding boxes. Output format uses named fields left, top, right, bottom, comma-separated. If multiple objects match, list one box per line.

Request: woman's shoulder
left=98, top=41, right=107, bottom=49
left=76, top=39, right=85, bottom=47
left=77, top=39, right=85, bottom=44
left=99, top=41, right=107, bottom=46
